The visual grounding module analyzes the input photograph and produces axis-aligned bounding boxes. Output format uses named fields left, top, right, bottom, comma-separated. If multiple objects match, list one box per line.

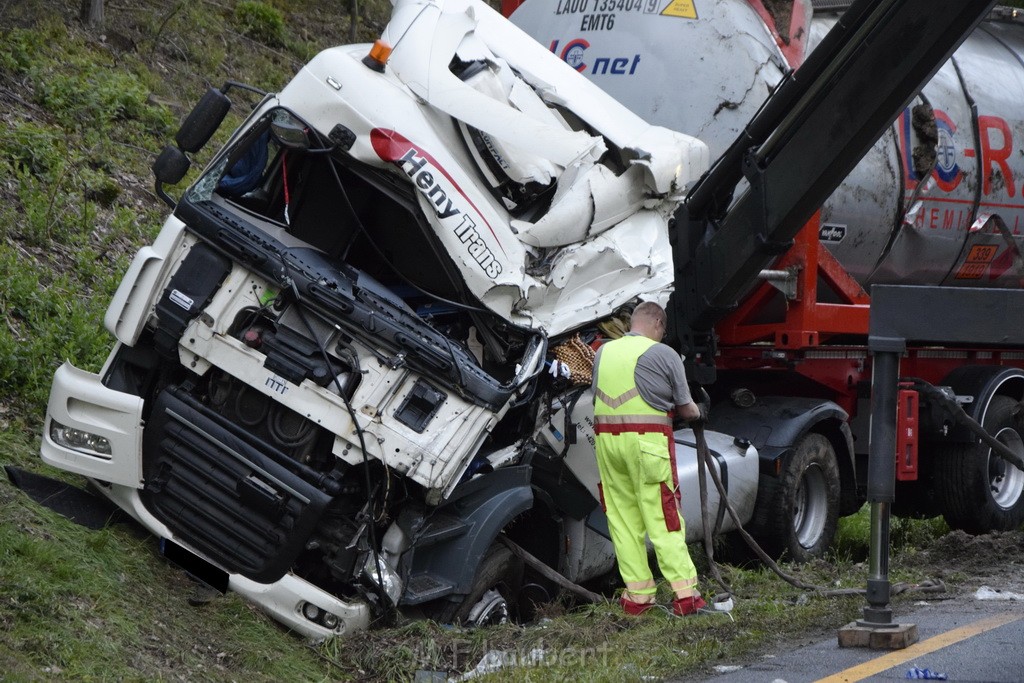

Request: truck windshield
left=185, top=107, right=465, bottom=304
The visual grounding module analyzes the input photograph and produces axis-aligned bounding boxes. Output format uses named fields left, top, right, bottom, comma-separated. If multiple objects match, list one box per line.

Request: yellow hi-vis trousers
left=596, top=428, right=700, bottom=603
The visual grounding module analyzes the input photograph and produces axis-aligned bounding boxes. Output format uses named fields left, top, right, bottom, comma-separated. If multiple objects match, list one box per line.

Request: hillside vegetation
left=0, top=2, right=1012, bottom=681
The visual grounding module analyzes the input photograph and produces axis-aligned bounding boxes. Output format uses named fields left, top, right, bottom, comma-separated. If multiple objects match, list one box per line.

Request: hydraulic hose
left=692, top=423, right=819, bottom=593
left=691, top=423, right=944, bottom=599
left=903, top=378, right=1024, bottom=472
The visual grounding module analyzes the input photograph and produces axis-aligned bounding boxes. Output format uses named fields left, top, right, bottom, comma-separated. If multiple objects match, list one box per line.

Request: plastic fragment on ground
left=975, top=585, right=1024, bottom=601
left=905, top=665, right=948, bottom=679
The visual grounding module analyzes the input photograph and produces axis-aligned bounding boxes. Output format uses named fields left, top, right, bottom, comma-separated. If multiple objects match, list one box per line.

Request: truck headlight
left=49, top=420, right=112, bottom=457
left=299, top=601, right=342, bottom=631
left=363, top=553, right=403, bottom=605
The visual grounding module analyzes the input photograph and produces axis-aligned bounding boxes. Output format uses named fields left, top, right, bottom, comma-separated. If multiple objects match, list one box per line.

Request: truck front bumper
left=41, top=361, right=371, bottom=640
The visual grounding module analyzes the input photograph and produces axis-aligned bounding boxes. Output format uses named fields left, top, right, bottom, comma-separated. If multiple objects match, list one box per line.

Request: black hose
left=694, top=424, right=731, bottom=596
left=903, top=378, right=1024, bottom=472
left=692, top=424, right=947, bottom=601
left=692, top=423, right=819, bottom=592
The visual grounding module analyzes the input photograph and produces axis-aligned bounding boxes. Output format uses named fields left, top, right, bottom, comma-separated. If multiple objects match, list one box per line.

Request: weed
left=235, top=1, right=286, bottom=47
left=892, top=515, right=949, bottom=550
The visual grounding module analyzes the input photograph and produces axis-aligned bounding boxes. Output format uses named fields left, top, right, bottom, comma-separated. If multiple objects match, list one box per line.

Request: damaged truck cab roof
left=270, top=0, right=709, bottom=335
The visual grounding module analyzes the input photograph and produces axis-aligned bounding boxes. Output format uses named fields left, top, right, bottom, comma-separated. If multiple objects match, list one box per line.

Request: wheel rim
left=794, top=463, right=828, bottom=549
left=988, top=427, right=1024, bottom=510
left=464, top=589, right=509, bottom=627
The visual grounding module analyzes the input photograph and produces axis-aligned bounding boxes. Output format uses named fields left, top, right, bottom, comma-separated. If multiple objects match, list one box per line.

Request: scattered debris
left=905, top=665, right=948, bottom=680
left=457, top=649, right=547, bottom=680
left=975, top=586, right=1024, bottom=601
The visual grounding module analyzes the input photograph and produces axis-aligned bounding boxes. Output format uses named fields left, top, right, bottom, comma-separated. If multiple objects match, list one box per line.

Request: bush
left=235, top=2, right=287, bottom=47
left=35, top=70, right=173, bottom=135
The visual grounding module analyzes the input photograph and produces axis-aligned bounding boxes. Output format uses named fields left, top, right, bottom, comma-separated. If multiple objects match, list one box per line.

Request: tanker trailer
left=509, top=0, right=1024, bottom=544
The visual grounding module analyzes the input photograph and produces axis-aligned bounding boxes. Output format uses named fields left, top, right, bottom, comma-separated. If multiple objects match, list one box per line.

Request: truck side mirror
left=152, top=145, right=191, bottom=208
left=270, top=116, right=311, bottom=151
left=175, top=87, right=232, bottom=154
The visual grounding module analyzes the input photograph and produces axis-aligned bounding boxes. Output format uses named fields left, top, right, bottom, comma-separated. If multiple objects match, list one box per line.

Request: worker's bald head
left=630, top=301, right=667, bottom=342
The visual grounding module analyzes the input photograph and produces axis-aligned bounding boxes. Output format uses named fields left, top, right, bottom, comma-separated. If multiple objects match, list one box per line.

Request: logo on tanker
left=900, top=107, right=1020, bottom=199
left=900, top=108, right=963, bottom=193
left=549, top=38, right=642, bottom=76
left=933, top=111, right=962, bottom=192
left=370, top=129, right=505, bottom=279
left=559, top=38, right=590, bottom=72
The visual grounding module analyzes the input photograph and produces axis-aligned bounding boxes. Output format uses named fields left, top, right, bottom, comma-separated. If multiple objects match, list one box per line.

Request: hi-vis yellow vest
left=594, top=335, right=673, bottom=435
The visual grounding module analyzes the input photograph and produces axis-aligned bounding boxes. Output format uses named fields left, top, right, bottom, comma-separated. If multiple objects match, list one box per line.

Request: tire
left=935, top=395, right=1024, bottom=534
left=749, top=433, right=841, bottom=562
left=427, top=543, right=523, bottom=627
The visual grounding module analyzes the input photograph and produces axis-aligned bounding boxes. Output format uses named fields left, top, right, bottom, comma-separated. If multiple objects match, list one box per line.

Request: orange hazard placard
left=955, top=244, right=999, bottom=280
left=660, top=0, right=697, bottom=19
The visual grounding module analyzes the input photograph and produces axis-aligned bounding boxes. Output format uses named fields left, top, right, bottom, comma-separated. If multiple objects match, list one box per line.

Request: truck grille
left=140, top=387, right=332, bottom=583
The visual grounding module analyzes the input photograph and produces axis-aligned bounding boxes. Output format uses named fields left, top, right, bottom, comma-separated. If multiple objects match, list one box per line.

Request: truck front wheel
left=935, top=395, right=1024, bottom=534
left=427, top=543, right=523, bottom=626
left=752, top=433, right=841, bottom=562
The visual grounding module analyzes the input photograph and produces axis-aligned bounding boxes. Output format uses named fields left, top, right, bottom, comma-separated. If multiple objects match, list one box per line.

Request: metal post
left=861, top=348, right=899, bottom=625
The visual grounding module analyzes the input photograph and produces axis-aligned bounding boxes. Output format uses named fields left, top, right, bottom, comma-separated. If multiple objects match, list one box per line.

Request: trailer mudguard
left=709, top=397, right=851, bottom=472
left=405, top=465, right=533, bottom=601
left=711, top=396, right=860, bottom=517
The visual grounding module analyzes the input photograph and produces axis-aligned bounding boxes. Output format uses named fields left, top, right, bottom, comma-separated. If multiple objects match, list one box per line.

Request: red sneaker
left=619, top=596, right=657, bottom=615
left=671, top=595, right=707, bottom=616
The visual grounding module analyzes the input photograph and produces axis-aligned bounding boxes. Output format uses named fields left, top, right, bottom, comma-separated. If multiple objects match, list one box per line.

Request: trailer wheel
left=428, top=543, right=522, bottom=627
left=753, top=433, right=840, bottom=562
left=935, top=395, right=1024, bottom=534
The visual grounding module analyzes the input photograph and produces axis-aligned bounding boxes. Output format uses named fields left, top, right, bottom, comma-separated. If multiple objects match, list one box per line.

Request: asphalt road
left=693, top=587, right=1024, bottom=682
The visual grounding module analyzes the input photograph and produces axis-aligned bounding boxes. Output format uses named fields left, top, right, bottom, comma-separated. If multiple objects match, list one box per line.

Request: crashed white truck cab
left=40, top=0, right=759, bottom=639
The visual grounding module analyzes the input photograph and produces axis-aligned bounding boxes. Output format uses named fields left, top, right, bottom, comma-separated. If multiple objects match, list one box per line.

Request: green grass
left=0, top=3, right=392, bottom=680
left=304, top=512, right=949, bottom=682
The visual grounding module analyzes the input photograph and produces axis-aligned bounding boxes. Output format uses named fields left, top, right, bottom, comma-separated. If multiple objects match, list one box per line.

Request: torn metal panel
left=357, top=0, right=709, bottom=334
left=385, top=0, right=605, bottom=168
left=517, top=209, right=677, bottom=333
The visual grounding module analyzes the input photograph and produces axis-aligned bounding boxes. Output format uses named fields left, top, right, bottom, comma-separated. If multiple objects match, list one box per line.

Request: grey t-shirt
left=592, top=333, right=692, bottom=412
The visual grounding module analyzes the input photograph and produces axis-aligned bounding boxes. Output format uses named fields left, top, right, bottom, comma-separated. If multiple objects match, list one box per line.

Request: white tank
left=510, top=0, right=1024, bottom=289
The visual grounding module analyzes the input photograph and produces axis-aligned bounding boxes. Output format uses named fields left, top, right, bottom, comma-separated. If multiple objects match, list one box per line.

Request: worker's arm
left=675, top=401, right=701, bottom=421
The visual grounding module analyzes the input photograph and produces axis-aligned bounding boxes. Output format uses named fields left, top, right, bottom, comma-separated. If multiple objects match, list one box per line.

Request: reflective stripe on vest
left=593, top=413, right=673, bottom=435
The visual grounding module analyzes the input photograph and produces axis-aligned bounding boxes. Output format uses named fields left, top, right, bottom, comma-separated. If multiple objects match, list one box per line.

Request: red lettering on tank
left=942, top=209, right=957, bottom=230
left=979, top=115, right=1015, bottom=198
left=900, top=110, right=1021, bottom=204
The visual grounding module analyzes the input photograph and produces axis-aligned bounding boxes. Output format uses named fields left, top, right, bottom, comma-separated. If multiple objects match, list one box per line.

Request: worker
left=591, top=301, right=707, bottom=616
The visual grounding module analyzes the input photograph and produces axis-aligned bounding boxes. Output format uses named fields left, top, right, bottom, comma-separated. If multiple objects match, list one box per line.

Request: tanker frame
left=508, top=0, right=1024, bottom=557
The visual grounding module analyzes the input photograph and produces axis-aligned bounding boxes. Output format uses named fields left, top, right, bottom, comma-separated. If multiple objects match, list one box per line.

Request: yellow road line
left=816, top=612, right=1022, bottom=683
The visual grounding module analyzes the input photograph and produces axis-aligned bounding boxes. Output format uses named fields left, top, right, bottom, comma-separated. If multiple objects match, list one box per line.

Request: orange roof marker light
left=362, top=40, right=393, bottom=72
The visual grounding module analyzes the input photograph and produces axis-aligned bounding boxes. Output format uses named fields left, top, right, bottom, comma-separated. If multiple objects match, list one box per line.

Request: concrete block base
left=837, top=621, right=919, bottom=649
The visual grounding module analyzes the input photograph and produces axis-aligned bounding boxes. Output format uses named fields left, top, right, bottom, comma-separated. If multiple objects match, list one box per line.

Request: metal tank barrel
left=509, top=0, right=1024, bottom=290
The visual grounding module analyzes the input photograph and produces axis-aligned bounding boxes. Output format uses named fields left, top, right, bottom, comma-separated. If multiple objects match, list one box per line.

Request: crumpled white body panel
left=282, top=0, right=708, bottom=335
